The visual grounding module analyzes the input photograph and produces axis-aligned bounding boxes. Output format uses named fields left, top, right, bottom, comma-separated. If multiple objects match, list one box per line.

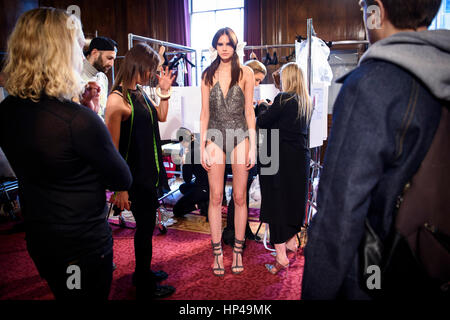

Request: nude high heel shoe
left=265, top=259, right=289, bottom=275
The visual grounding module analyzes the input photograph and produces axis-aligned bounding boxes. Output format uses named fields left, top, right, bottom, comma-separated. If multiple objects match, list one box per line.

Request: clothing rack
left=305, top=18, right=320, bottom=230
left=128, top=33, right=198, bottom=86
left=307, top=18, right=317, bottom=95
left=304, top=37, right=367, bottom=228
left=199, top=43, right=295, bottom=65
left=329, top=40, right=369, bottom=46
left=244, top=44, right=295, bottom=50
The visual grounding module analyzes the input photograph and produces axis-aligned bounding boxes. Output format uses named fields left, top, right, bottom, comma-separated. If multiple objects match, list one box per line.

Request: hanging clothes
left=296, top=36, right=333, bottom=86
left=176, top=59, right=185, bottom=87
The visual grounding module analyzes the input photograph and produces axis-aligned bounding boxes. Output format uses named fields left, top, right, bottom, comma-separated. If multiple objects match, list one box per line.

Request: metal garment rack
left=200, top=44, right=295, bottom=62
left=244, top=44, right=296, bottom=65
left=304, top=25, right=369, bottom=229
left=305, top=18, right=321, bottom=230
left=128, top=33, right=198, bottom=86
left=329, top=40, right=369, bottom=46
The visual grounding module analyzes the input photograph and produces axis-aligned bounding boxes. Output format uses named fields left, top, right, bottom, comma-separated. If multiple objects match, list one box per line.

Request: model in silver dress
left=207, top=81, right=249, bottom=159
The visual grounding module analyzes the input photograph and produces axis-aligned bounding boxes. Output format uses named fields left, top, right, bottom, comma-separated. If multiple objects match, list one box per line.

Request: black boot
left=264, top=52, right=272, bottom=66
left=271, top=52, right=278, bottom=65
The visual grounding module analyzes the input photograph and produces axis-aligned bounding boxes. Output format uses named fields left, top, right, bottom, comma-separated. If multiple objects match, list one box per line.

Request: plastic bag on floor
left=249, top=175, right=261, bottom=202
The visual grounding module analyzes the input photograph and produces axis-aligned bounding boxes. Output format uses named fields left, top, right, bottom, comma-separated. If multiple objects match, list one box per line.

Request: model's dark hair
left=111, top=42, right=160, bottom=103
left=202, top=27, right=243, bottom=89
left=366, top=0, right=441, bottom=29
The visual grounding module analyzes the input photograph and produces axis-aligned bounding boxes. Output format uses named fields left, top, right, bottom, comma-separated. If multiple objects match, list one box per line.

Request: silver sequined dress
left=207, top=82, right=248, bottom=156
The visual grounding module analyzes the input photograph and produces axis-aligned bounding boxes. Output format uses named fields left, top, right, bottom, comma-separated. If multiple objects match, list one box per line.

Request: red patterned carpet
left=0, top=221, right=304, bottom=300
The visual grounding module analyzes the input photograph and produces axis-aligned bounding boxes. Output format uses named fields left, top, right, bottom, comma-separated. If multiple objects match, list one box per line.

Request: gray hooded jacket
left=302, top=30, right=449, bottom=300
left=360, top=30, right=450, bottom=102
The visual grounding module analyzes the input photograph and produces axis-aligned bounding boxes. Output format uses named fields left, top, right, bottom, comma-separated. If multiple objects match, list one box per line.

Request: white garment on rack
left=176, top=59, right=185, bottom=87
left=296, top=37, right=333, bottom=86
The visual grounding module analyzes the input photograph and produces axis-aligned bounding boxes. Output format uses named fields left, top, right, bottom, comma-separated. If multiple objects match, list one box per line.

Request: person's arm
left=242, top=66, right=256, bottom=169
left=254, top=102, right=270, bottom=118
left=104, top=92, right=126, bottom=150
left=301, top=68, right=397, bottom=299
left=103, top=92, right=132, bottom=211
left=71, top=103, right=132, bottom=192
left=272, top=68, right=281, bottom=91
left=79, top=81, right=101, bottom=113
left=256, top=93, right=283, bottom=128
left=154, top=66, right=176, bottom=122
left=200, top=77, right=211, bottom=171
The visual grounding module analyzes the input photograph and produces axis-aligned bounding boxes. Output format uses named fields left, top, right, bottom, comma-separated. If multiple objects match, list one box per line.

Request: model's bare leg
left=286, top=234, right=299, bottom=252
left=230, top=139, right=249, bottom=274
left=206, top=142, right=226, bottom=275
left=274, top=243, right=290, bottom=266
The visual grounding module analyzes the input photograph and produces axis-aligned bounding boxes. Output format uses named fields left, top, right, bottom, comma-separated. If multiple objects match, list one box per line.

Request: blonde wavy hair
left=280, top=62, right=312, bottom=123
left=244, top=60, right=267, bottom=77
left=3, top=7, right=85, bottom=102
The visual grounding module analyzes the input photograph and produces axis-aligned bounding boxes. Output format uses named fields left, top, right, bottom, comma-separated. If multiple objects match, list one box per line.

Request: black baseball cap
left=85, top=37, right=118, bottom=56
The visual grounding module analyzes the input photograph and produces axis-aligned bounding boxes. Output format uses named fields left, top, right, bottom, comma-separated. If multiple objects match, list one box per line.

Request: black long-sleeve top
left=256, top=92, right=309, bottom=150
left=0, top=95, right=132, bottom=263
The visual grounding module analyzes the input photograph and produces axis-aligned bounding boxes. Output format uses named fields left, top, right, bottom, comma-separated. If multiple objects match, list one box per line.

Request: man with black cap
left=81, top=36, right=118, bottom=119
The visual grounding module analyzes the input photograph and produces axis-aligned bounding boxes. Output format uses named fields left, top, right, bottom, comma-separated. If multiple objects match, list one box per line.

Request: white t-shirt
left=81, top=58, right=109, bottom=121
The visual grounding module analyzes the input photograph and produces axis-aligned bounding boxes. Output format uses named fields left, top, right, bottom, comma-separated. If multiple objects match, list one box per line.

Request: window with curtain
left=429, top=0, right=450, bottom=30
left=190, top=0, right=244, bottom=83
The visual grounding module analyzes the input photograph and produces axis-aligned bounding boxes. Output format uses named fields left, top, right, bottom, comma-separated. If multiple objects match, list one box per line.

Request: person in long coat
left=257, top=62, right=312, bottom=274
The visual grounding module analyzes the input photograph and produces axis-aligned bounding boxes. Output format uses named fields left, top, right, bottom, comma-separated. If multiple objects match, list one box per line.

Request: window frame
left=189, top=0, right=245, bottom=48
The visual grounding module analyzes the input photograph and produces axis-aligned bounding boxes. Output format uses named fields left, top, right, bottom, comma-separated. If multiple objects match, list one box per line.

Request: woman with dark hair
left=200, top=27, right=256, bottom=276
left=105, top=43, right=176, bottom=299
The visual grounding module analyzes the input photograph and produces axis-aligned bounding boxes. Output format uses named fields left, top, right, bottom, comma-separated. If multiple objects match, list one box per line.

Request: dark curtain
left=167, top=0, right=192, bottom=86
left=244, top=0, right=262, bottom=60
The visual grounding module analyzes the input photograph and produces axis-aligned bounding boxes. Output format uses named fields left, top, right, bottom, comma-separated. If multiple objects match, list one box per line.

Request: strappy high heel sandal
left=231, top=238, right=245, bottom=275
left=211, top=241, right=225, bottom=277
left=265, top=259, right=289, bottom=275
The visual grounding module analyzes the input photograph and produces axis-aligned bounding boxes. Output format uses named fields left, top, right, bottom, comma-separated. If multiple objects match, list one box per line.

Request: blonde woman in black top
left=0, top=8, right=132, bottom=299
left=257, top=62, right=312, bottom=275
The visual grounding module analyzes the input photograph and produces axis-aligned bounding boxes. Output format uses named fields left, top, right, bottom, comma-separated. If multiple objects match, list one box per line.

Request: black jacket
left=0, top=95, right=132, bottom=264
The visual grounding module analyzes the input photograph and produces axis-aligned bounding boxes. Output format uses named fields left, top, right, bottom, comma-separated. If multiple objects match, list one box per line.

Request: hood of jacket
left=358, top=30, right=450, bottom=102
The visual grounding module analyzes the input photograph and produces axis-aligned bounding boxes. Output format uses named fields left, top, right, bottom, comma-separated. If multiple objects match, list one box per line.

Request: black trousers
left=173, top=182, right=209, bottom=217
left=33, top=248, right=113, bottom=300
left=128, top=186, right=158, bottom=293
